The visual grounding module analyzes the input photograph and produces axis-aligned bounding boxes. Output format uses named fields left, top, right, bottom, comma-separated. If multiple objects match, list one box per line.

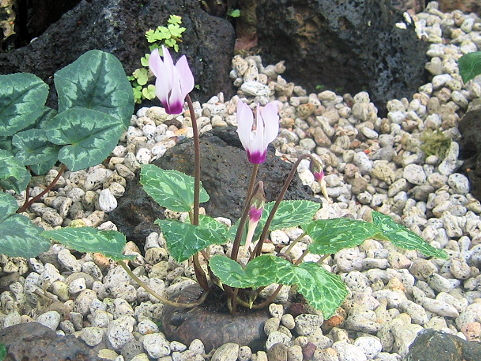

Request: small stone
left=99, top=188, right=118, bottom=212
left=107, top=315, right=135, bottom=351
left=332, top=341, right=367, bottom=361
left=353, top=336, right=382, bottom=359
left=403, top=164, right=426, bottom=185
left=80, top=327, right=105, bottom=346
left=36, top=310, right=61, bottom=330
left=266, top=331, right=292, bottom=349
left=269, top=303, right=284, bottom=318
left=238, top=346, right=252, bottom=361
left=447, top=173, right=470, bottom=194
left=265, top=317, right=281, bottom=335
left=143, top=333, right=171, bottom=358
left=211, top=343, right=239, bottom=361
left=281, top=314, right=296, bottom=330
left=295, top=314, right=323, bottom=336
left=287, top=345, right=303, bottom=361
left=267, top=343, right=288, bottom=361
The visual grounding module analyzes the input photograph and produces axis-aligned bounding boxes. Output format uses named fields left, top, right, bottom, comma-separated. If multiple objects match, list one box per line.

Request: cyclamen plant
left=0, top=47, right=449, bottom=319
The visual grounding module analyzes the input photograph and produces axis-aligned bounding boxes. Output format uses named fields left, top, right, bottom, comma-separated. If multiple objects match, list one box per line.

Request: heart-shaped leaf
left=45, top=107, right=124, bottom=171
left=42, top=227, right=135, bottom=261
left=0, top=150, right=31, bottom=193
left=0, top=193, right=51, bottom=258
left=54, top=49, right=134, bottom=127
left=304, top=218, right=382, bottom=255
left=0, top=73, right=48, bottom=136
left=209, top=255, right=348, bottom=318
left=458, top=51, right=481, bottom=83
left=140, top=164, right=210, bottom=212
left=13, top=129, right=60, bottom=169
left=371, top=211, right=448, bottom=259
left=155, top=218, right=227, bottom=262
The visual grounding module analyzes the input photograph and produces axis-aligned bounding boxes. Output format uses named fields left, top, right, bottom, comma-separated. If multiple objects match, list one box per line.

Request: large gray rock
left=405, top=328, right=481, bottom=361
left=109, top=127, right=319, bottom=244
left=255, top=0, right=427, bottom=115
left=0, top=322, right=104, bottom=361
left=0, top=0, right=235, bottom=104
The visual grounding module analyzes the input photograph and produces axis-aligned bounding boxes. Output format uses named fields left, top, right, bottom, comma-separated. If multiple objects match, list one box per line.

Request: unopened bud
left=310, top=159, right=324, bottom=182
left=249, top=181, right=265, bottom=223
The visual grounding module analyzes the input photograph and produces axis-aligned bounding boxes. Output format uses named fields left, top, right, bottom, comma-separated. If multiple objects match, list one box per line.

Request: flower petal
left=148, top=48, right=163, bottom=78
left=167, top=73, right=184, bottom=114
left=259, top=102, right=279, bottom=145
left=154, top=77, right=170, bottom=108
left=236, top=100, right=254, bottom=151
left=175, top=55, right=195, bottom=98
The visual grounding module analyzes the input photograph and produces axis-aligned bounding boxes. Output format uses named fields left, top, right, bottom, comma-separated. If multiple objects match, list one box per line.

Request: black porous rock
left=161, top=284, right=269, bottom=353
left=109, top=127, right=319, bottom=244
left=405, top=328, right=481, bottom=361
left=459, top=101, right=481, bottom=202
left=255, top=0, right=428, bottom=115
left=0, top=322, right=104, bottom=361
left=0, top=0, right=235, bottom=105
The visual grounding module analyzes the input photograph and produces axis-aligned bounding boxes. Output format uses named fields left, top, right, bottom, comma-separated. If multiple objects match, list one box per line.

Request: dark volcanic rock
left=459, top=101, right=481, bottom=202
left=255, top=0, right=427, bottom=115
left=109, top=127, right=319, bottom=244
left=405, top=328, right=481, bottom=361
left=0, top=322, right=103, bottom=361
left=0, top=0, right=235, bottom=105
left=161, top=284, right=269, bottom=353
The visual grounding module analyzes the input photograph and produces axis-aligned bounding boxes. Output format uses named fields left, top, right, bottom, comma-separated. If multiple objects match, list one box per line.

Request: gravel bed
left=2, top=2, right=481, bottom=361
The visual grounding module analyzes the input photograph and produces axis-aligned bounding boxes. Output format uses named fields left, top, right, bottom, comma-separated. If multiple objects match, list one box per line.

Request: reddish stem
left=17, top=164, right=67, bottom=213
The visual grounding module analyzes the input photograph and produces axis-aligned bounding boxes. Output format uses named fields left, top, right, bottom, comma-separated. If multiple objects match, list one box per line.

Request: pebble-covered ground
left=3, top=2, right=481, bottom=361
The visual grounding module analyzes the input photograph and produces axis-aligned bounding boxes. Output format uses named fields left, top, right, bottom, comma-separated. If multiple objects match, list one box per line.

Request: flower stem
left=17, top=164, right=67, bottom=213
left=119, top=261, right=207, bottom=308
left=186, top=94, right=209, bottom=291
left=231, top=163, right=259, bottom=261
left=250, top=154, right=313, bottom=260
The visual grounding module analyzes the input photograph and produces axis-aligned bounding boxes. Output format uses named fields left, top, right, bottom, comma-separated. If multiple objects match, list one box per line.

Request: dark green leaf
left=0, top=193, right=51, bottom=258
left=45, top=107, right=124, bottom=171
left=304, top=218, right=381, bottom=255
left=140, top=164, right=209, bottom=212
left=0, top=137, right=12, bottom=152
left=0, top=150, right=30, bottom=193
left=0, top=73, right=48, bottom=136
left=209, top=255, right=347, bottom=318
left=13, top=129, right=60, bottom=168
left=54, top=50, right=134, bottom=127
left=42, top=227, right=135, bottom=261
left=0, top=343, right=6, bottom=361
left=458, top=51, right=481, bottom=83
left=155, top=219, right=226, bottom=262
left=372, top=211, right=448, bottom=259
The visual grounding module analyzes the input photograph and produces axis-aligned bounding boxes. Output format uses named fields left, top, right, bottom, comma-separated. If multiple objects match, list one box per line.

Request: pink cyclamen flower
left=149, top=46, right=194, bottom=114
left=236, top=100, right=279, bottom=164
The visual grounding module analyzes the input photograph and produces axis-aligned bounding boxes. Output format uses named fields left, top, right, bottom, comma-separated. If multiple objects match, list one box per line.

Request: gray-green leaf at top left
left=0, top=73, right=48, bottom=136
left=54, top=50, right=134, bottom=127
left=45, top=107, right=124, bottom=171
left=0, top=193, right=51, bottom=258
left=42, top=227, right=135, bottom=261
left=0, top=150, right=31, bottom=193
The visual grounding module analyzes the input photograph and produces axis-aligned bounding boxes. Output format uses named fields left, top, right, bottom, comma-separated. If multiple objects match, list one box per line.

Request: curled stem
left=119, top=261, right=208, bottom=308
left=17, top=164, right=67, bottom=213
